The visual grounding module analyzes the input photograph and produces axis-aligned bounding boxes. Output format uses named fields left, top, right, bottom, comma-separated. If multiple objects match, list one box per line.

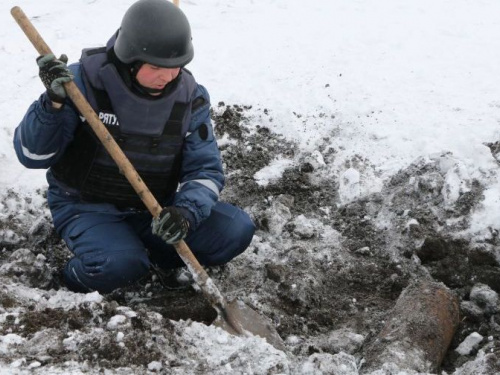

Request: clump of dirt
left=76, top=309, right=179, bottom=368
left=109, top=283, right=218, bottom=324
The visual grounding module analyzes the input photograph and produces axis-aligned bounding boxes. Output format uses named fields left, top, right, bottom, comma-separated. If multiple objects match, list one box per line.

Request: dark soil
left=1, top=104, right=499, bottom=374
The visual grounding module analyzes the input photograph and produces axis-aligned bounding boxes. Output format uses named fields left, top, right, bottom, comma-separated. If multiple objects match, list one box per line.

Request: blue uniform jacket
left=13, top=63, right=225, bottom=229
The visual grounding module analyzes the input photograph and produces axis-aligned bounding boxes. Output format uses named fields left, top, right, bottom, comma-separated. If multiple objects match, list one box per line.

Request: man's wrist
left=175, top=207, right=196, bottom=230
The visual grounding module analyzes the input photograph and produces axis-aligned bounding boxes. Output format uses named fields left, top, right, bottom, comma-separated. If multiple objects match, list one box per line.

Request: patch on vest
left=99, top=112, right=120, bottom=126
left=199, top=123, right=208, bottom=140
left=79, top=112, right=120, bottom=126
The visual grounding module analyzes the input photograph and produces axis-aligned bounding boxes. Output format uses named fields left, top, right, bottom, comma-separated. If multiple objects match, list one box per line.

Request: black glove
left=152, top=207, right=190, bottom=244
left=37, top=53, right=73, bottom=104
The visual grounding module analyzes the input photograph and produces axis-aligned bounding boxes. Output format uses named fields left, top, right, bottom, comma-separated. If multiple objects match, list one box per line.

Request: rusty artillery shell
left=361, top=280, right=460, bottom=373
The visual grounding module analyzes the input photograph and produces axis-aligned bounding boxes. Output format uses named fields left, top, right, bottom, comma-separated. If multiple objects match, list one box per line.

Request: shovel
left=11, top=6, right=285, bottom=351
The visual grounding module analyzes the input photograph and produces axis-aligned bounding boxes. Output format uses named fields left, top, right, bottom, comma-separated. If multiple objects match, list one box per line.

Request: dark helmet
left=114, top=0, right=194, bottom=68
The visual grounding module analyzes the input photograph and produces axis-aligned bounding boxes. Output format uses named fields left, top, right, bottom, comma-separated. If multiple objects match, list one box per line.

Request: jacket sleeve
left=13, top=64, right=83, bottom=169
left=173, top=84, right=225, bottom=229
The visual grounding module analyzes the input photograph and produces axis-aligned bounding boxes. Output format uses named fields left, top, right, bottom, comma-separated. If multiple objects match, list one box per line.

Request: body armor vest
left=51, top=47, right=198, bottom=209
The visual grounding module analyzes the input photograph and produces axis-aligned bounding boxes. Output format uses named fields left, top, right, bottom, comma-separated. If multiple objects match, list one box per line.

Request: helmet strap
left=135, top=84, right=165, bottom=95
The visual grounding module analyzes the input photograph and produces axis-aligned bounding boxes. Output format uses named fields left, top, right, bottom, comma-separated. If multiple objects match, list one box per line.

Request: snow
left=2, top=0, right=500, bottom=374
left=254, top=157, right=295, bottom=187
left=339, top=168, right=362, bottom=204
left=455, top=332, right=484, bottom=356
left=106, top=315, right=128, bottom=330
left=0, top=334, right=25, bottom=352
left=469, top=283, right=499, bottom=314
left=147, top=360, right=162, bottom=371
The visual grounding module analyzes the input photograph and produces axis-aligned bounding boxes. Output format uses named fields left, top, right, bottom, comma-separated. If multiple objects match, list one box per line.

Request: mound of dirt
left=0, top=104, right=499, bottom=374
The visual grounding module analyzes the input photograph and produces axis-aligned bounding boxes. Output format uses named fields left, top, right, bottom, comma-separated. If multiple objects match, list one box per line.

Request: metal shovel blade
left=213, top=299, right=286, bottom=351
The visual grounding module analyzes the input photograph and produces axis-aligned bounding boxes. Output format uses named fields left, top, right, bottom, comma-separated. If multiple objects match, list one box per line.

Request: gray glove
left=152, top=207, right=190, bottom=245
left=37, top=53, right=73, bottom=104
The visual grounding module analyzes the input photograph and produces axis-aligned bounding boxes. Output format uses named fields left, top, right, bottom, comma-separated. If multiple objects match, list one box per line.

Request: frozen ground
left=1, top=0, right=500, bottom=374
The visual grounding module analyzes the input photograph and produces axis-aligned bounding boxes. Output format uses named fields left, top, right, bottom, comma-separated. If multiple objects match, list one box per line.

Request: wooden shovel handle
left=11, top=6, right=162, bottom=217
left=10, top=6, right=219, bottom=304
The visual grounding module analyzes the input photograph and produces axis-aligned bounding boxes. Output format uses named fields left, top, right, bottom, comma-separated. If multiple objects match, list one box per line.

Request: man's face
left=135, top=63, right=180, bottom=95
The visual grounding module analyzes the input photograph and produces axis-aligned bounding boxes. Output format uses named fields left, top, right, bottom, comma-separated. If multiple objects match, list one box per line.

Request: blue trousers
left=47, top=184, right=255, bottom=294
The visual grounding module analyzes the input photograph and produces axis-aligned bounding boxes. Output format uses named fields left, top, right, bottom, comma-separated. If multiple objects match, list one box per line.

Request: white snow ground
left=1, top=0, right=500, bottom=374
